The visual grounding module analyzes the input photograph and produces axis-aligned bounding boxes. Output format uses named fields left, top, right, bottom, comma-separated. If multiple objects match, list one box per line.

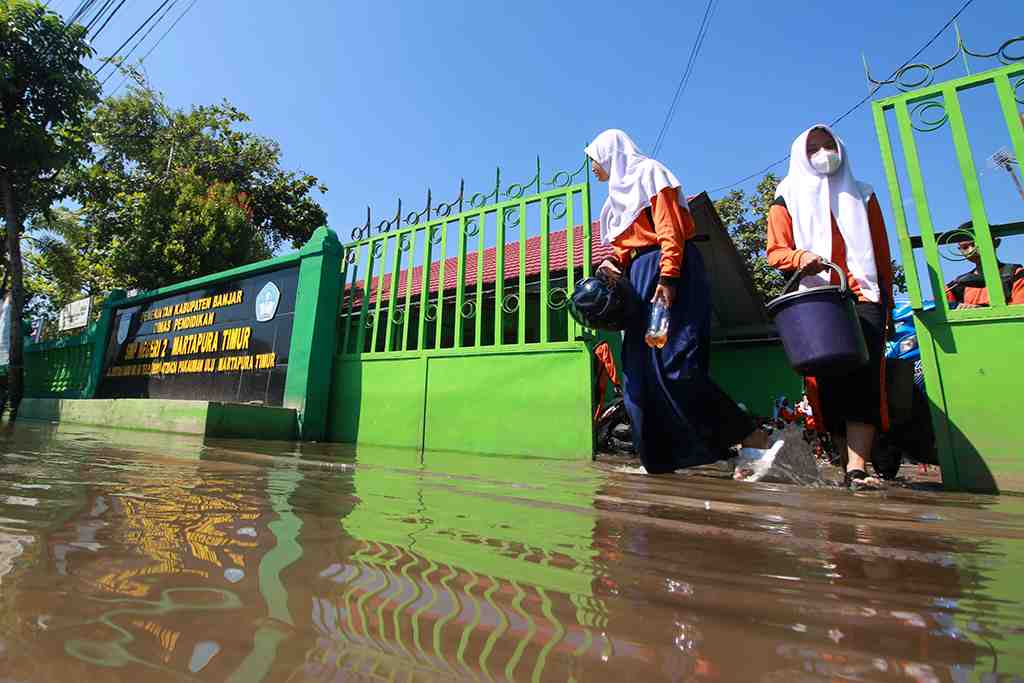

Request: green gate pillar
left=82, top=289, right=126, bottom=399
left=284, top=226, right=343, bottom=441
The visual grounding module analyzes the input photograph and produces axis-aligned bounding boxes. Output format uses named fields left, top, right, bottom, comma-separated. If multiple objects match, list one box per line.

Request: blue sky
left=57, top=0, right=1024, bottom=298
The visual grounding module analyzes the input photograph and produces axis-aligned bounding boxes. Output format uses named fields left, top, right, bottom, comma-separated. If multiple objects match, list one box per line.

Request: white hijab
left=585, top=129, right=688, bottom=245
left=775, top=125, right=880, bottom=302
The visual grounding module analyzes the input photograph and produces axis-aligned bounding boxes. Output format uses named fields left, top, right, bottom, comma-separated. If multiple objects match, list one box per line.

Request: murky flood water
left=0, top=422, right=1021, bottom=682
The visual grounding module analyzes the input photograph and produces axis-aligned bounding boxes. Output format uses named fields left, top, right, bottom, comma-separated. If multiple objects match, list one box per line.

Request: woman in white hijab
left=767, top=124, right=894, bottom=489
left=586, top=129, right=781, bottom=474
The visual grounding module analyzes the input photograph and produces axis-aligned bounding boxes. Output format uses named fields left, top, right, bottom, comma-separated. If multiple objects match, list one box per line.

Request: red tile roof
left=344, top=222, right=613, bottom=307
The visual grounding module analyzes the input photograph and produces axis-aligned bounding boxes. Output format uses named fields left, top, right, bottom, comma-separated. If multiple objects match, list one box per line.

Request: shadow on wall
left=935, top=397, right=999, bottom=494
left=326, top=350, right=363, bottom=444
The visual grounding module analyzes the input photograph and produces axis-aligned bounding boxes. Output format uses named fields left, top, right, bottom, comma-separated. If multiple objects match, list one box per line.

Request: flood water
left=0, top=422, right=1021, bottom=681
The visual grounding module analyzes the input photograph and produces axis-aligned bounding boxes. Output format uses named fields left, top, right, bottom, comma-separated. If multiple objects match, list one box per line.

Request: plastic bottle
left=645, top=300, right=669, bottom=348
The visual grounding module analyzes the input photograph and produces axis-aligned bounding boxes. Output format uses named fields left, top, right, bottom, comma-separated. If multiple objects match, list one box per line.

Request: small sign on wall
left=58, top=297, right=92, bottom=332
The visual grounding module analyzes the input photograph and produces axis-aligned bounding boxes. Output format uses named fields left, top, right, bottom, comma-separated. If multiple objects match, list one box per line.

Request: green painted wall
left=19, top=398, right=297, bottom=440
left=710, top=339, right=804, bottom=418
left=330, top=357, right=426, bottom=448
left=422, top=347, right=591, bottom=457
left=23, top=326, right=97, bottom=399
left=20, top=228, right=344, bottom=441
left=327, top=344, right=593, bottom=459
left=916, top=314, right=1024, bottom=493
left=283, top=227, right=343, bottom=440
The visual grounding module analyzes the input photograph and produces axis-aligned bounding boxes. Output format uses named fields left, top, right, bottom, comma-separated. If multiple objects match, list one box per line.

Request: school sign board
left=97, top=267, right=299, bottom=405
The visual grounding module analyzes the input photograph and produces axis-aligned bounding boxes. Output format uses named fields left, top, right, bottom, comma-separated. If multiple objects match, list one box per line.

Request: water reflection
left=0, top=422, right=1020, bottom=681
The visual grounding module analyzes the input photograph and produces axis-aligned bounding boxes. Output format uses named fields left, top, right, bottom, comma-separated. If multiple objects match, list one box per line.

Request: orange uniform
left=946, top=264, right=1024, bottom=307
left=593, top=341, right=620, bottom=421
left=608, top=186, right=695, bottom=282
left=766, top=194, right=894, bottom=305
left=767, top=193, right=894, bottom=434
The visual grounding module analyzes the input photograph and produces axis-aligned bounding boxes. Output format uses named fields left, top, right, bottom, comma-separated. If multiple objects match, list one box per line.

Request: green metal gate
left=872, top=45, right=1024, bottom=491
left=327, top=159, right=597, bottom=458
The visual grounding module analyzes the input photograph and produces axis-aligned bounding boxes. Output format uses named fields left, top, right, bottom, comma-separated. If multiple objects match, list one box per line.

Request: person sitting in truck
left=945, top=221, right=1024, bottom=308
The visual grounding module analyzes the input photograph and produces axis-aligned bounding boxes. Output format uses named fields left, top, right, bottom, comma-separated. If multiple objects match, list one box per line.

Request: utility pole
left=987, top=147, right=1024, bottom=202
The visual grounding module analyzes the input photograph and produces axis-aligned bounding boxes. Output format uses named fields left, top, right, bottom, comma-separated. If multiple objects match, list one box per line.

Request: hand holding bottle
left=645, top=285, right=673, bottom=349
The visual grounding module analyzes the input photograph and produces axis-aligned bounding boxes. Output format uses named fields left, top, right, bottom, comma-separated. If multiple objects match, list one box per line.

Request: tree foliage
left=40, top=77, right=328, bottom=295
left=714, top=173, right=785, bottom=301
left=1, top=0, right=101, bottom=412
left=715, top=172, right=909, bottom=302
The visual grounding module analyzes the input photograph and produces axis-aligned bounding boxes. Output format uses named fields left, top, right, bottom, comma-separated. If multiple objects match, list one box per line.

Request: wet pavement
left=0, top=421, right=1021, bottom=681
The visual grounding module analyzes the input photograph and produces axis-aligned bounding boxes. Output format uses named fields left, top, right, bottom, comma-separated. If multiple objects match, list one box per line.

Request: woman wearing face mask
left=586, top=129, right=781, bottom=475
left=767, top=125, right=894, bottom=489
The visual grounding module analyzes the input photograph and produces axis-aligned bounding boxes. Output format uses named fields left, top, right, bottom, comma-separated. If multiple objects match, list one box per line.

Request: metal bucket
left=765, top=261, right=868, bottom=377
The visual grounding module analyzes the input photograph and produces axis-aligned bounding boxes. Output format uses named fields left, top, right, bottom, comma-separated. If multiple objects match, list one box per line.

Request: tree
left=50, top=77, right=328, bottom=293
left=714, top=173, right=785, bottom=301
left=1, top=0, right=100, bottom=415
left=715, top=172, right=909, bottom=302
left=25, top=207, right=115, bottom=327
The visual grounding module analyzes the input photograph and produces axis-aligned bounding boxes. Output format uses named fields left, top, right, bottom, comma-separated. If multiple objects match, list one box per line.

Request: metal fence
left=872, top=58, right=1024, bottom=316
left=870, top=39, right=1024, bottom=491
left=337, top=161, right=594, bottom=358
left=23, top=324, right=97, bottom=398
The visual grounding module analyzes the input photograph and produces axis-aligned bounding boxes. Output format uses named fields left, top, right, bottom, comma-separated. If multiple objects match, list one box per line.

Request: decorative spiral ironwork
left=910, top=100, right=948, bottom=132
left=548, top=197, right=567, bottom=221
left=503, top=206, right=520, bottom=229
left=548, top=158, right=589, bottom=188
left=391, top=307, right=404, bottom=325
left=1014, top=75, right=1024, bottom=105
left=429, top=226, right=444, bottom=245
left=501, top=293, right=520, bottom=314
left=547, top=288, right=570, bottom=311
left=345, top=249, right=358, bottom=265
left=465, top=216, right=480, bottom=237
left=865, top=31, right=1024, bottom=95
left=346, top=156, right=589, bottom=244
left=399, top=235, right=413, bottom=252
left=364, top=312, right=376, bottom=329
left=936, top=226, right=978, bottom=263
left=964, top=35, right=1024, bottom=65
left=423, top=302, right=439, bottom=322
left=371, top=241, right=385, bottom=259
left=895, top=63, right=942, bottom=92
left=460, top=300, right=477, bottom=319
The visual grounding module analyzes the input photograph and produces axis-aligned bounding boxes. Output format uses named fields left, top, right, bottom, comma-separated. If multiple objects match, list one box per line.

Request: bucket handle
left=781, top=259, right=848, bottom=296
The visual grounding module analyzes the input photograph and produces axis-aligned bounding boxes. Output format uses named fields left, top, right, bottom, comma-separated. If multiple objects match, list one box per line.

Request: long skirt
left=621, top=248, right=755, bottom=473
left=808, top=301, right=889, bottom=435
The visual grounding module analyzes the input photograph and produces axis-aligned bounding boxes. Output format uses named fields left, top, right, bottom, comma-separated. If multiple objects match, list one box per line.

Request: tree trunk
left=0, top=170, right=25, bottom=421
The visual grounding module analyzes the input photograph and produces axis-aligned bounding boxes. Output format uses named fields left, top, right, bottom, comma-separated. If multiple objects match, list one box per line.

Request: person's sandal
left=845, top=469, right=882, bottom=490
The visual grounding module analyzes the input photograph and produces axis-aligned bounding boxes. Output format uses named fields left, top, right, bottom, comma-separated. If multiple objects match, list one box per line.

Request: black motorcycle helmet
left=569, top=271, right=629, bottom=331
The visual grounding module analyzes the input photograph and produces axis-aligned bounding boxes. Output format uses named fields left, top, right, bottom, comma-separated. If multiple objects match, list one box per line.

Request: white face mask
left=809, top=148, right=842, bottom=175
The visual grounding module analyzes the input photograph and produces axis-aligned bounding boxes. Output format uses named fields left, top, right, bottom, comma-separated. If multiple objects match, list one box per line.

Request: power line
left=107, top=0, right=199, bottom=97
left=83, top=0, right=118, bottom=35
left=99, top=0, right=179, bottom=87
left=92, top=0, right=173, bottom=76
left=88, top=0, right=129, bottom=40
left=139, top=0, right=196, bottom=62
left=651, top=0, right=717, bottom=157
left=653, top=0, right=716, bottom=156
left=67, top=0, right=99, bottom=25
left=708, top=0, right=978, bottom=195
